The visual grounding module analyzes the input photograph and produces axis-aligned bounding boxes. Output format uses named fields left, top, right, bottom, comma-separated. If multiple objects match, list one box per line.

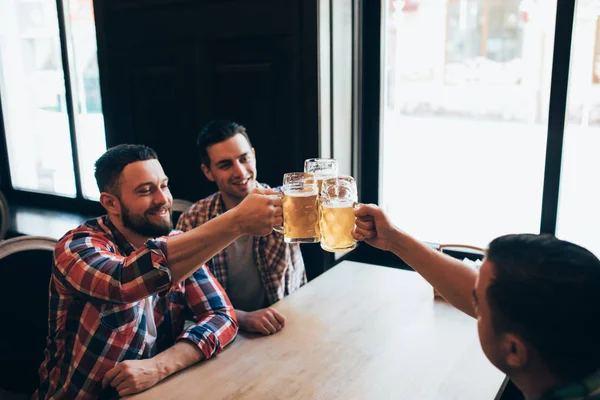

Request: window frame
left=351, top=0, right=576, bottom=267
left=0, top=0, right=106, bottom=216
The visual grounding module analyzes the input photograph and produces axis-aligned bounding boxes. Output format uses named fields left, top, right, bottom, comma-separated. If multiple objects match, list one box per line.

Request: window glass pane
left=556, top=1, right=600, bottom=257
left=332, top=0, right=353, bottom=177
left=63, top=0, right=106, bottom=200
left=0, top=0, right=76, bottom=196
left=381, top=0, right=557, bottom=246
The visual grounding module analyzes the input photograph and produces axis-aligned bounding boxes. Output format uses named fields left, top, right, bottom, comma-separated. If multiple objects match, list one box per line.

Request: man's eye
left=139, top=190, right=151, bottom=195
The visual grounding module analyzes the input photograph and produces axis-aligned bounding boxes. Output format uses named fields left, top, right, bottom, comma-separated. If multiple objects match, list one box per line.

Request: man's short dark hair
left=486, top=234, right=600, bottom=381
left=196, top=120, right=252, bottom=167
left=94, top=144, right=158, bottom=194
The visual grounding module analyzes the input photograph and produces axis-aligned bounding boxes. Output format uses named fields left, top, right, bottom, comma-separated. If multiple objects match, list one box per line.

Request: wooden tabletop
left=127, top=261, right=506, bottom=400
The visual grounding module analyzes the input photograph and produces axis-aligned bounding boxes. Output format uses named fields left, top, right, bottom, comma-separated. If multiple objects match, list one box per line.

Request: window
left=380, top=0, right=557, bottom=247
left=556, top=1, right=600, bottom=255
left=319, top=0, right=356, bottom=177
left=0, top=0, right=106, bottom=201
left=370, top=0, right=599, bottom=257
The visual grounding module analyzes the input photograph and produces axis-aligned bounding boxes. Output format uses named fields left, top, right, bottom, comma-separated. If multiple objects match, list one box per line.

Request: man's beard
left=121, top=202, right=173, bottom=238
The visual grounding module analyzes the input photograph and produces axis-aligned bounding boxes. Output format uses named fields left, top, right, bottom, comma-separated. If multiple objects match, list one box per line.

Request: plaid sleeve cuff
left=176, top=313, right=238, bottom=359
left=145, top=236, right=168, bottom=254
left=177, top=324, right=221, bottom=359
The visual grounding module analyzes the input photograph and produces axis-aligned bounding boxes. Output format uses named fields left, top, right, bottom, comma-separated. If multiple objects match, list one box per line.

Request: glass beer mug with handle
left=319, top=176, right=358, bottom=252
left=273, top=172, right=320, bottom=243
left=304, top=158, right=338, bottom=193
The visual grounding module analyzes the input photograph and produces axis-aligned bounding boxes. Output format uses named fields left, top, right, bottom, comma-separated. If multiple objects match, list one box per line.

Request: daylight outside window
left=381, top=0, right=558, bottom=248
left=555, top=1, right=600, bottom=257
left=0, top=0, right=106, bottom=200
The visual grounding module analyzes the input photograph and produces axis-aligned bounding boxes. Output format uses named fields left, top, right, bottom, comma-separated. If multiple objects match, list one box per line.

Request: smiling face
left=201, top=133, right=257, bottom=207
left=113, top=159, right=173, bottom=237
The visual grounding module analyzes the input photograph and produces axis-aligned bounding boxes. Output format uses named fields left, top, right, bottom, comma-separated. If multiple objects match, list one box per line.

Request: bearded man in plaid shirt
left=34, top=144, right=283, bottom=399
left=177, top=121, right=306, bottom=336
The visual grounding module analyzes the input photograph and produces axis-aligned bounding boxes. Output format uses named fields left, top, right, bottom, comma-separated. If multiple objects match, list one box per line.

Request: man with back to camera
left=177, top=120, right=306, bottom=336
left=34, top=144, right=283, bottom=399
left=353, top=204, right=600, bottom=400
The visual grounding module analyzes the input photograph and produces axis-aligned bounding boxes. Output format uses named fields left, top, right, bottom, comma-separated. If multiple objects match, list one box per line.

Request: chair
left=172, top=198, right=194, bottom=227
left=0, top=236, right=58, bottom=395
left=438, top=243, right=485, bottom=260
left=0, top=191, right=9, bottom=240
left=434, top=243, right=485, bottom=299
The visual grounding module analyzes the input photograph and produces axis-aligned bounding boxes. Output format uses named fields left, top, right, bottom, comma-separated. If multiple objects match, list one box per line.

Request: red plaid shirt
left=176, top=186, right=306, bottom=305
left=34, top=216, right=238, bottom=400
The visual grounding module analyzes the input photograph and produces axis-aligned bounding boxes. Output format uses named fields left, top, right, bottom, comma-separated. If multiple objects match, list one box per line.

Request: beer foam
left=322, top=201, right=354, bottom=208
left=284, top=190, right=318, bottom=197
left=315, top=170, right=336, bottom=178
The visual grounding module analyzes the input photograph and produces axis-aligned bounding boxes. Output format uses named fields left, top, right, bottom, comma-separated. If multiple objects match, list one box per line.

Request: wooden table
left=127, top=261, right=506, bottom=400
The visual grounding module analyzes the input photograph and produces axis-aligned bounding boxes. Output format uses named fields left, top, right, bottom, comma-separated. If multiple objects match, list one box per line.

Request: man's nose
left=153, top=187, right=170, bottom=205
left=232, top=161, right=246, bottom=177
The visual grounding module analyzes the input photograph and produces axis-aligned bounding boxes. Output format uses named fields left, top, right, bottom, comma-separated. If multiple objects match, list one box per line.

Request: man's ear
left=202, top=164, right=215, bottom=182
left=100, top=192, right=121, bottom=215
left=502, top=333, right=529, bottom=369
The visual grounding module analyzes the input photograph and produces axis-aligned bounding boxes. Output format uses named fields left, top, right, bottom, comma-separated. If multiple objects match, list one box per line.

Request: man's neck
left=107, top=214, right=149, bottom=249
left=511, top=370, right=562, bottom=400
left=219, top=192, right=244, bottom=212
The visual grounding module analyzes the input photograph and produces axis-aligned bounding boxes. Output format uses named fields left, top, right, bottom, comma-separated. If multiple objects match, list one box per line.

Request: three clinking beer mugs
left=276, top=159, right=358, bottom=252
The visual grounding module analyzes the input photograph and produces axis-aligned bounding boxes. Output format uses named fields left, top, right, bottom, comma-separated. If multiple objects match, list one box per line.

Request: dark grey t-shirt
left=224, top=235, right=268, bottom=312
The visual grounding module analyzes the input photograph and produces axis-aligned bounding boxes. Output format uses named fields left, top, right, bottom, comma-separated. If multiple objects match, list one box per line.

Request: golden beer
left=319, top=175, right=358, bottom=252
left=319, top=204, right=356, bottom=252
left=282, top=191, right=319, bottom=243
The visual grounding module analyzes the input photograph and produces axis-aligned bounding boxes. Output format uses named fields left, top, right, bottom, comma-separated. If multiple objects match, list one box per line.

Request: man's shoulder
left=178, top=192, right=221, bottom=227
left=55, top=216, right=114, bottom=255
left=185, top=192, right=221, bottom=216
left=192, top=192, right=221, bottom=209
left=58, top=216, right=108, bottom=242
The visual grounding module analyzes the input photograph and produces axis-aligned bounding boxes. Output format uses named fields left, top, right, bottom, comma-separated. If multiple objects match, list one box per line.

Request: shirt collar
left=536, top=369, right=600, bottom=400
left=99, top=215, right=136, bottom=256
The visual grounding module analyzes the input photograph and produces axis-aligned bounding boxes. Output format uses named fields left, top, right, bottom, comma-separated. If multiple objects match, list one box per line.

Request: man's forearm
left=166, top=211, right=242, bottom=283
left=154, top=341, right=205, bottom=382
left=388, top=229, right=478, bottom=318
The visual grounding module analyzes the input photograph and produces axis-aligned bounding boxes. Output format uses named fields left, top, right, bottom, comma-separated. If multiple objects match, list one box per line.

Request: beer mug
left=319, top=176, right=358, bottom=252
left=304, top=158, right=338, bottom=193
left=274, top=172, right=320, bottom=243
